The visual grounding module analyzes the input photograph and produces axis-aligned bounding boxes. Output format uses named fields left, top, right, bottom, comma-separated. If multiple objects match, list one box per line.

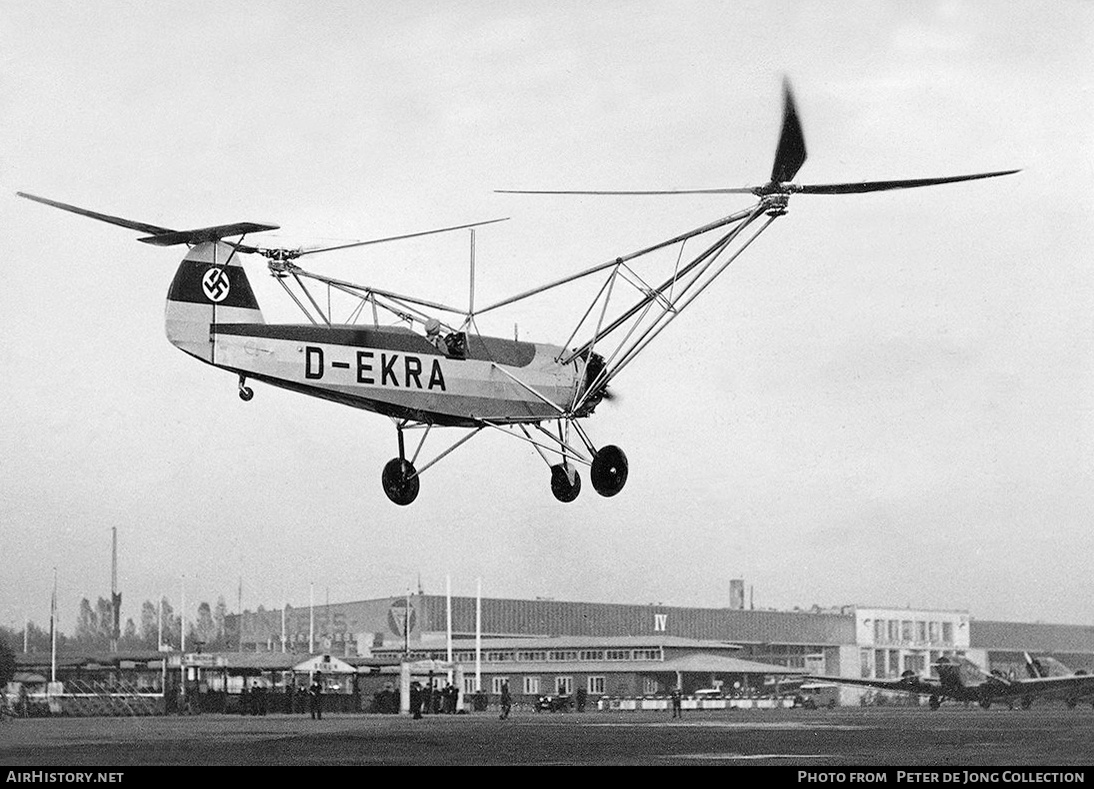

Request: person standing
left=423, top=679, right=433, bottom=716
left=410, top=681, right=423, bottom=719
left=309, top=673, right=324, bottom=720
left=499, top=681, right=512, bottom=720
left=671, top=687, right=683, bottom=719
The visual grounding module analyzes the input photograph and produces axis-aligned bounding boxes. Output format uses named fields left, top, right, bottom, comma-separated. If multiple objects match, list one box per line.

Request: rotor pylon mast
left=469, top=228, right=476, bottom=320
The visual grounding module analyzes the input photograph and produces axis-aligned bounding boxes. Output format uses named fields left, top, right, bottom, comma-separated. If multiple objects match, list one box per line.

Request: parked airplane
left=1020, top=652, right=1094, bottom=710
left=809, top=655, right=1094, bottom=710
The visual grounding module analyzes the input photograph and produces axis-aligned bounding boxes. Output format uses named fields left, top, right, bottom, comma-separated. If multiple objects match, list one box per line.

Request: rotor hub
left=761, top=192, right=790, bottom=216
left=267, top=257, right=301, bottom=278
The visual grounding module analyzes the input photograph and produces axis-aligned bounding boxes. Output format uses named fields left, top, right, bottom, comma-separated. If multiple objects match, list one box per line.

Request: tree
left=0, top=633, right=15, bottom=687
left=95, top=597, right=114, bottom=645
left=139, top=600, right=158, bottom=648
left=195, top=602, right=215, bottom=647
left=122, top=618, right=137, bottom=648
left=160, top=597, right=176, bottom=649
left=213, top=597, right=227, bottom=645
left=75, top=598, right=98, bottom=645
left=24, top=621, right=51, bottom=654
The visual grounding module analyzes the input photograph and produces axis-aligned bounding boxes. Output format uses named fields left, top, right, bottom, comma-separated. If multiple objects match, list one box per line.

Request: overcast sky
left=2, top=1, right=1091, bottom=632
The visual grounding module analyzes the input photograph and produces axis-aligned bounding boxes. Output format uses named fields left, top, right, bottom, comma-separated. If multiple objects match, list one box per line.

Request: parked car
left=535, top=694, right=572, bottom=712
left=693, top=688, right=726, bottom=697
left=794, top=683, right=839, bottom=709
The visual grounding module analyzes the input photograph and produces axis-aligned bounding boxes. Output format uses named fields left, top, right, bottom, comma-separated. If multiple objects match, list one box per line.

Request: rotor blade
left=770, top=78, right=807, bottom=184
left=17, top=191, right=175, bottom=236
left=794, top=170, right=1020, bottom=194
left=294, top=217, right=510, bottom=258
left=494, top=188, right=756, bottom=195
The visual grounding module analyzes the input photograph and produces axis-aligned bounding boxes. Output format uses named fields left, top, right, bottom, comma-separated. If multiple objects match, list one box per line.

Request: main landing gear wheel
left=382, top=459, right=420, bottom=506
left=979, top=698, right=992, bottom=710
left=928, top=695, right=941, bottom=711
left=590, top=445, right=628, bottom=497
left=1020, top=697, right=1032, bottom=710
left=550, top=464, right=581, bottom=503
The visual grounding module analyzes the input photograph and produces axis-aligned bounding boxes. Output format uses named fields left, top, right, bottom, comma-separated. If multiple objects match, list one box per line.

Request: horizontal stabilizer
left=137, top=222, right=280, bottom=247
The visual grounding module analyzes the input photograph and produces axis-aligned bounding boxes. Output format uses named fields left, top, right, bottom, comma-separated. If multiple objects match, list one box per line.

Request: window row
left=868, top=619, right=955, bottom=646
left=481, top=675, right=607, bottom=695
left=440, top=647, right=662, bottom=663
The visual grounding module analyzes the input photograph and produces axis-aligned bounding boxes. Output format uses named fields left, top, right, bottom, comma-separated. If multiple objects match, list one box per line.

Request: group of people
left=237, top=673, right=325, bottom=718
left=409, top=679, right=459, bottom=719
left=671, top=687, right=683, bottom=718
left=239, top=682, right=269, bottom=716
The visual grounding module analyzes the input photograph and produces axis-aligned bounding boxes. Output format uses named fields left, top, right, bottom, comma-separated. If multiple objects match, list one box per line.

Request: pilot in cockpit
left=425, top=318, right=448, bottom=353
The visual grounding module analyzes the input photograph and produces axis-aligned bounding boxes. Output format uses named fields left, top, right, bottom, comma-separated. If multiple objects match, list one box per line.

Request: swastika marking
left=202, top=267, right=231, bottom=303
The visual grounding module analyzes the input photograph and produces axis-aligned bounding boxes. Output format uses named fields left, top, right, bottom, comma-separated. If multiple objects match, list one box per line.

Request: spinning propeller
left=496, top=79, right=1018, bottom=205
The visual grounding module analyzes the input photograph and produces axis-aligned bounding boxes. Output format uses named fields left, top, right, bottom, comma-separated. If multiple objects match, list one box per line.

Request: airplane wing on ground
left=1008, top=674, right=1094, bottom=697
left=805, top=673, right=940, bottom=696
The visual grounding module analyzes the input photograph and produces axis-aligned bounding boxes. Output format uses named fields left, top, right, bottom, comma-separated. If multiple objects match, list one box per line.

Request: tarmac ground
left=2, top=705, right=1093, bottom=766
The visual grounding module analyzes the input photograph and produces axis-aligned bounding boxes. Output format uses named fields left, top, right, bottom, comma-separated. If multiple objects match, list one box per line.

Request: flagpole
left=50, top=568, right=57, bottom=684
left=180, top=576, right=186, bottom=704
left=237, top=576, right=243, bottom=653
left=446, top=575, right=453, bottom=683
left=309, top=583, right=314, bottom=654
left=180, top=577, right=186, bottom=653
left=475, top=577, right=482, bottom=693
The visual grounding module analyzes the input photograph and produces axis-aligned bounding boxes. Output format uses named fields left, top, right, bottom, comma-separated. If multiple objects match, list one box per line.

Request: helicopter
left=18, top=81, right=1017, bottom=506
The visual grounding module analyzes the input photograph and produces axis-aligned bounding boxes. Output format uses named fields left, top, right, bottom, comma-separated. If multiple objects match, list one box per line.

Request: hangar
left=231, top=591, right=1094, bottom=701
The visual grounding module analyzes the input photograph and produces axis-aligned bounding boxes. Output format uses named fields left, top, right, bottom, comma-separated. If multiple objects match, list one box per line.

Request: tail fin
left=165, top=241, right=263, bottom=362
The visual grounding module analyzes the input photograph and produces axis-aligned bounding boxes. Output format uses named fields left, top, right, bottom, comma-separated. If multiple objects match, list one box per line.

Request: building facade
left=229, top=594, right=1094, bottom=698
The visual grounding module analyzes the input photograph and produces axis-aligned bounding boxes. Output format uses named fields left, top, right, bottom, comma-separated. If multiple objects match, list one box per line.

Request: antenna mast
left=110, top=527, right=120, bottom=652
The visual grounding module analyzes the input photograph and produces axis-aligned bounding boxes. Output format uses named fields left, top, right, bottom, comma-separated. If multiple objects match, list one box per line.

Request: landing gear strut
left=590, top=445, right=628, bottom=497
left=238, top=375, right=254, bottom=402
left=382, top=426, right=420, bottom=506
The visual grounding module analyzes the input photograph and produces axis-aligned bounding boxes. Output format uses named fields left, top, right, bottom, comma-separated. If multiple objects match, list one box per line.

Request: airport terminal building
left=231, top=592, right=1094, bottom=700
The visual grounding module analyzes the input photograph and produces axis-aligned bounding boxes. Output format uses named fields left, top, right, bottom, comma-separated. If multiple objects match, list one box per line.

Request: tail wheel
left=550, top=464, right=581, bottom=503
left=238, top=386, right=254, bottom=402
left=382, top=459, right=420, bottom=506
left=590, top=445, right=628, bottom=497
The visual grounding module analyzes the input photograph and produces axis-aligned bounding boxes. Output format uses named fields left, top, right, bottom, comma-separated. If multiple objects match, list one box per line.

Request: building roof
left=659, top=653, right=802, bottom=675
left=15, top=652, right=166, bottom=670
left=216, top=653, right=303, bottom=672
left=971, top=620, right=1094, bottom=653
left=380, top=635, right=742, bottom=653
